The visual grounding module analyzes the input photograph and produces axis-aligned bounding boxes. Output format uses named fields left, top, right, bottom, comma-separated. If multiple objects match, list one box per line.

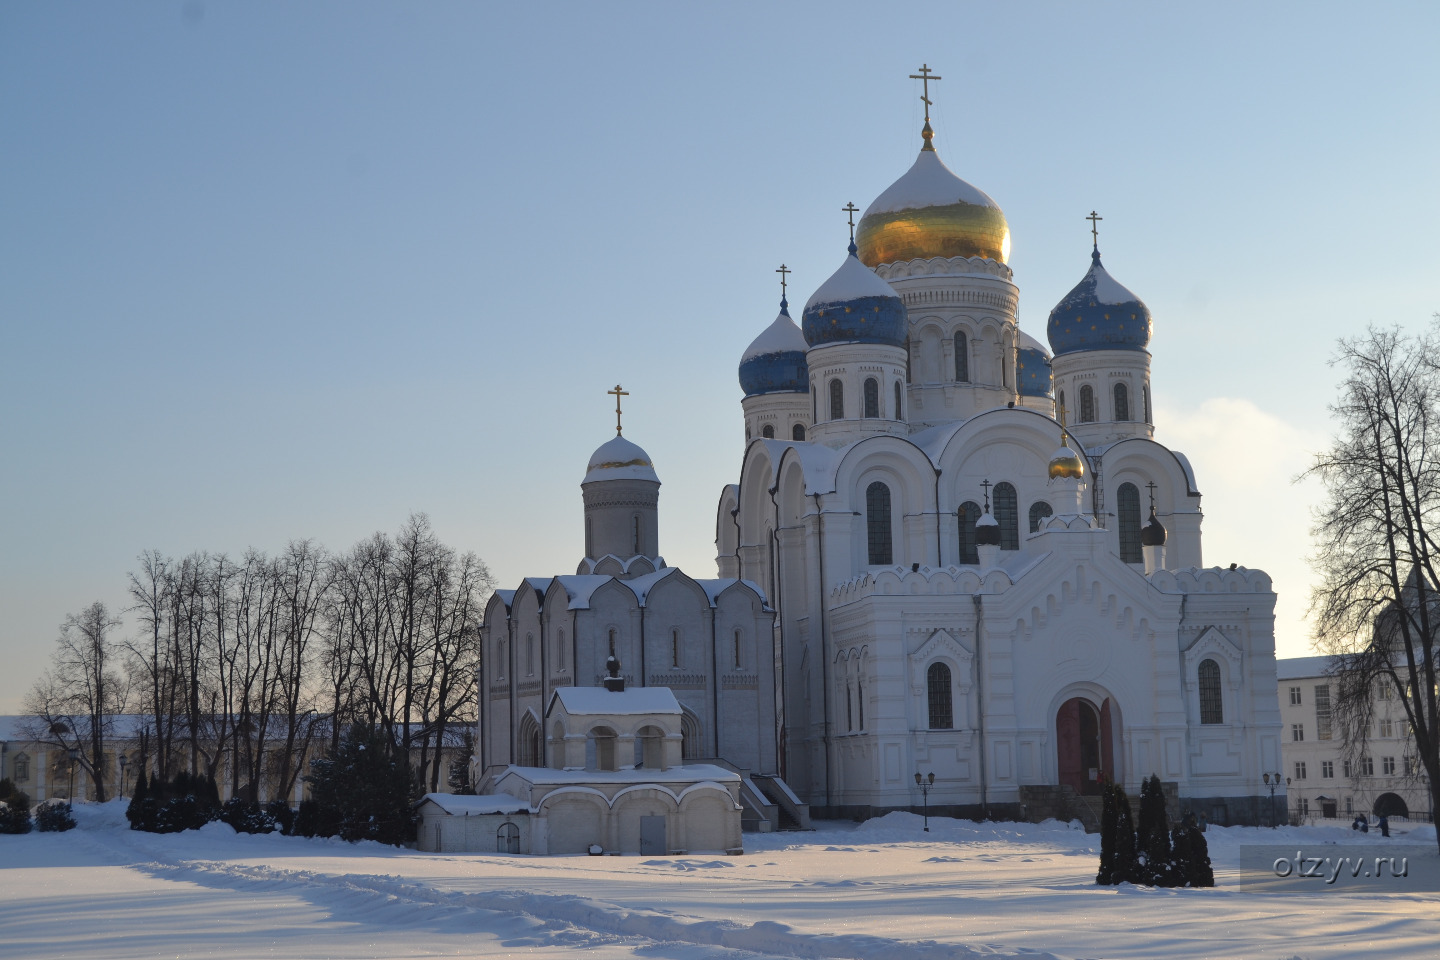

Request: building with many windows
left=1277, top=656, right=1433, bottom=823
left=477, top=76, right=1285, bottom=826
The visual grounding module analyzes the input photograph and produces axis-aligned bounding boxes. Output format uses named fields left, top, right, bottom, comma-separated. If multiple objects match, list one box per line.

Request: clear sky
left=2, top=2, right=1438, bottom=713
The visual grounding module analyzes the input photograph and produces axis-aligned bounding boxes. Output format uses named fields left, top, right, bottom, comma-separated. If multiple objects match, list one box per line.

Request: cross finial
left=842, top=202, right=859, bottom=243
left=607, top=384, right=629, bottom=436
left=1086, top=211, right=1103, bottom=252
left=909, top=63, right=942, bottom=151
left=1146, top=480, right=1158, bottom=512
left=980, top=478, right=992, bottom=512
left=775, top=263, right=790, bottom=303
left=1057, top=398, right=1073, bottom=446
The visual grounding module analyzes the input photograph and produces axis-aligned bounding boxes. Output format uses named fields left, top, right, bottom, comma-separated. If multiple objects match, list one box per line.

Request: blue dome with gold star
left=1016, top=331, right=1053, bottom=398
left=801, top=241, right=907, bottom=349
left=1046, top=249, right=1153, bottom=356
left=739, top=300, right=810, bottom=396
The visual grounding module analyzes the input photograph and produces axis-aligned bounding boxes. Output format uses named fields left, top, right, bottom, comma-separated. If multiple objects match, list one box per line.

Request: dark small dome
left=1047, top=248, right=1153, bottom=356
left=1141, top=507, right=1167, bottom=547
left=975, top=510, right=1001, bottom=547
left=801, top=241, right=907, bottom=349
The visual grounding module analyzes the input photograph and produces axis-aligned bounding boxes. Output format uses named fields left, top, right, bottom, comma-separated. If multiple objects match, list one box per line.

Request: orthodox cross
left=1146, top=480, right=1158, bottom=512
left=1057, top=397, right=1073, bottom=445
left=607, top=384, right=628, bottom=436
left=980, top=478, right=992, bottom=512
left=843, top=202, right=859, bottom=242
left=909, top=63, right=941, bottom=123
left=776, top=263, right=791, bottom=301
left=1087, top=210, right=1103, bottom=249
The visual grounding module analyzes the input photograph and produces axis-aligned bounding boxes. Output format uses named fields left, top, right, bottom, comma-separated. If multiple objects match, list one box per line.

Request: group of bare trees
left=1307, top=320, right=1440, bottom=851
left=25, top=514, right=492, bottom=802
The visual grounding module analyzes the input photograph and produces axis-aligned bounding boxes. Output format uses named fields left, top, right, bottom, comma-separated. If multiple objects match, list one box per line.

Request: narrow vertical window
left=954, top=333, right=969, bottom=382
left=1028, top=501, right=1053, bottom=533
left=671, top=628, right=680, bottom=668
left=608, top=628, right=616, bottom=657
left=585, top=516, right=593, bottom=558
left=1117, top=482, right=1142, bottom=563
left=1058, top=390, right=1065, bottom=419
left=958, top=501, right=980, bottom=564
left=792, top=423, right=806, bottom=441
left=762, top=424, right=775, bottom=439
left=1143, top=385, right=1151, bottom=423
left=863, top=378, right=879, bottom=418
left=846, top=681, right=853, bottom=732
left=1002, top=339, right=1011, bottom=387
left=927, top=662, right=953, bottom=729
left=829, top=379, right=844, bottom=420
left=1198, top=658, right=1223, bottom=724
left=497, top=638, right=507, bottom=679
left=1114, top=383, right=1130, bottom=421
left=866, top=481, right=893, bottom=565
left=812, top=386, right=818, bottom=423
left=894, top=381, right=903, bottom=420
left=1315, top=684, right=1332, bottom=740
left=557, top=629, right=567, bottom=670
left=857, top=678, right=864, bottom=730
left=1079, top=385, right=1095, bottom=423
left=994, top=482, right=1019, bottom=550
left=632, top=515, right=641, bottom=554
left=733, top=629, right=742, bottom=669
left=525, top=633, right=534, bottom=676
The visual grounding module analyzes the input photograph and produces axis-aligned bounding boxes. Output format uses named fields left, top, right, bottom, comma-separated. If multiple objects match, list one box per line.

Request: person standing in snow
left=1379, top=816, right=1390, bottom=837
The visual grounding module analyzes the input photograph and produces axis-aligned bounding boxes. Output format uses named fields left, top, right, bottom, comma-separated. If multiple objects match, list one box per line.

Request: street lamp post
left=1263, top=772, right=1281, bottom=828
left=914, top=771, right=936, bottom=832
left=66, top=748, right=78, bottom=808
left=118, top=754, right=129, bottom=799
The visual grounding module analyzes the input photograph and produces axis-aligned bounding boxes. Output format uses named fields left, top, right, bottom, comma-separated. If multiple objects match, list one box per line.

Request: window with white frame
left=1383, top=756, right=1396, bottom=775
left=1322, top=760, right=1334, bottom=778
left=1291, top=723, right=1304, bottom=742
left=1289, top=686, right=1302, bottom=705
left=1294, top=761, right=1307, bottom=780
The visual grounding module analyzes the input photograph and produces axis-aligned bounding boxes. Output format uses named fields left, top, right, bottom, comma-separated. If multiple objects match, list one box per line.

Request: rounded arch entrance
left=1053, top=690, right=1122, bottom=795
left=1373, top=792, right=1409, bottom=819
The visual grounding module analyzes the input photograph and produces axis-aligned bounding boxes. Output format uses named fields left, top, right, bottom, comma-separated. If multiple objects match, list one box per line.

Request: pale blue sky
left=2, top=2, right=1437, bottom=712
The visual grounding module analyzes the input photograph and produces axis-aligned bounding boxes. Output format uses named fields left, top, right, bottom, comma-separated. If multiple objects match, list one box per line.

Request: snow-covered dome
left=1048, top=437, right=1085, bottom=480
left=801, top=241, right=907, bottom=349
left=1047, top=248, right=1153, bottom=356
left=974, top=508, right=1001, bottom=546
left=739, top=300, right=809, bottom=396
left=583, top=435, right=659, bottom=484
left=855, top=145, right=1010, bottom=266
left=1016, top=330, right=1053, bottom=398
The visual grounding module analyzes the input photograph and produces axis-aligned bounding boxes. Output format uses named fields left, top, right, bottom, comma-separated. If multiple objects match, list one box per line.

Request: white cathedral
left=476, top=81, right=1285, bottom=828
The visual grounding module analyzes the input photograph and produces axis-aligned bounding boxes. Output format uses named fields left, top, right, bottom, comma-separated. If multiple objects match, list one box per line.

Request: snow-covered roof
left=741, top=308, right=808, bottom=362
left=861, top=148, right=1002, bottom=217
left=1277, top=656, right=1335, bottom=681
left=0, top=715, right=150, bottom=743
left=549, top=686, right=681, bottom=717
left=694, top=577, right=769, bottom=608
left=583, top=435, right=660, bottom=484
left=416, top=793, right=529, bottom=815
left=1017, top=329, right=1050, bottom=356
left=500, top=762, right=739, bottom=785
left=803, top=250, right=899, bottom=310
left=1088, top=258, right=1143, bottom=306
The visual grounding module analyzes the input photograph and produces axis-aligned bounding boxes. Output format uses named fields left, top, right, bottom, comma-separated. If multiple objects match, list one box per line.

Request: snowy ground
left=2, top=803, right=1437, bottom=960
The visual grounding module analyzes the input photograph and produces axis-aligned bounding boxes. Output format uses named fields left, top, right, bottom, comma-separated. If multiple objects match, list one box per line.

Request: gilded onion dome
left=1048, top=436, right=1086, bottom=480
left=583, top=435, right=659, bottom=484
left=1047, top=247, right=1153, bottom=355
left=855, top=145, right=1011, bottom=266
left=801, top=241, right=907, bottom=348
left=739, top=299, right=809, bottom=396
left=1016, top=331, right=1053, bottom=398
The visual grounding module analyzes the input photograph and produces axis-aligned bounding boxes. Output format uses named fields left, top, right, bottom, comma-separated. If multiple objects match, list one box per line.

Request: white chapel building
left=477, top=82, right=1285, bottom=828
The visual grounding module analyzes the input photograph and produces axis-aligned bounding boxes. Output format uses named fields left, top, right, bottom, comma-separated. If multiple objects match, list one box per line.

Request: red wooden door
left=1100, top=698, right=1114, bottom=786
left=1056, top=699, right=1083, bottom=792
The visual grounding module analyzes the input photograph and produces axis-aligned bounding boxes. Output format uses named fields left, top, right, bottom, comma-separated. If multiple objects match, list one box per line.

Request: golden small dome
left=1049, top=445, right=1086, bottom=480
left=856, top=147, right=1011, bottom=267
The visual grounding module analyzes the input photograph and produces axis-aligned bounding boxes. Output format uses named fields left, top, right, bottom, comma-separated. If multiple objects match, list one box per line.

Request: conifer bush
left=35, top=799, right=76, bottom=832
left=305, top=725, right=417, bottom=846
left=1096, top=776, right=1214, bottom=888
left=0, top=779, right=32, bottom=834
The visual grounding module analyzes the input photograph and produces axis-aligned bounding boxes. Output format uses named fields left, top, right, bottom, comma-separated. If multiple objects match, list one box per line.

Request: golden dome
left=856, top=147, right=1011, bottom=267
left=1049, top=444, right=1086, bottom=480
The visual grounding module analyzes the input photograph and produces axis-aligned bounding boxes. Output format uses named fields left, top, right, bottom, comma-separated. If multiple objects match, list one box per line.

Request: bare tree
left=1306, top=322, right=1440, bottom=849
left=23, top=602, right=127, bottom=801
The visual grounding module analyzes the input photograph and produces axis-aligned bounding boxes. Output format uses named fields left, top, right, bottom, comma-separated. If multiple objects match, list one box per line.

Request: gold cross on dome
left=909, top=63, right=942, bottom=123
left=776, top=263, right=790, bottom=300
left=842, top=202, right=859, bottom=242
left=607, top=384, right=629, bottom=436
left=1087, top=210, right=1103, bottom=249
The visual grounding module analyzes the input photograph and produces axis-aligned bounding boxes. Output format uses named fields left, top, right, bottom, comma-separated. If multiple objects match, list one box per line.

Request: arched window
left=1002, top=339, right=1011, bottom=388
left=585, top=516, right=593, bottom=558
left=14, top=753, right=29, bottom=781
left=557, top=628, right=567, bottom=671
left=994, top=481, right=1019, bottom=550
left=1117, top=482, right=1142, bottom=563
left=1058, top=389, right=1066, bottom=420
left=792, top=423, right=806, bottom=441
left=746, top=424, right=752, bottom=440
left=497, top=638, right=507, bottom=679
left=1029, top=501, right=1053, bottom=533
left=927, top=662, right=953, bottom=729
left=1114, top=383, right=1130, bottom=421
left=866, top=481, right=893, bottom=565
left=1198, top=659, right=1224, bottom=724
left=632, top=515, right=641, bottom=554
left=1143, top=385, right=1151, bottom=423
left=846, top=680, right=854, bottom=732
left=681, top=710, right=702, bottom=759
left=954, top=333, right=969, bottom=382
left=829, top=379, right=844, bottom=420
left=1079, top=384, right=1096, bottom=423
left=958, top=501, right=980, bottom=564
left=671, top=628, right=681, bottom=668
left=607, top=628, right=617, bottom=657
left=863, top=378, right=880, bottom=418
left=761, top=424, right=775, bottom=439
left=812, top=387, right=818, bottom=423
left=894, top=381, right=903, bottom=420
left=518, top=713, right=541, bottom=766
left=857, top=677, right=864, bottom=729
left=733, top=629, right=743, bottom=669
left=525, top=633, right=535, bottom=676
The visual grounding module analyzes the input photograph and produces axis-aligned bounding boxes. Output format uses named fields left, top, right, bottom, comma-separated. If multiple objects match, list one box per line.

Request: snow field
left=1, top=802, right=1436, bottom=960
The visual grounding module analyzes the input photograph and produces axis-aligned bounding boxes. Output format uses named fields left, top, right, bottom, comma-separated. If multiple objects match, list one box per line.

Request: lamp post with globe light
left=914, top=771, right=936, bottom=831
